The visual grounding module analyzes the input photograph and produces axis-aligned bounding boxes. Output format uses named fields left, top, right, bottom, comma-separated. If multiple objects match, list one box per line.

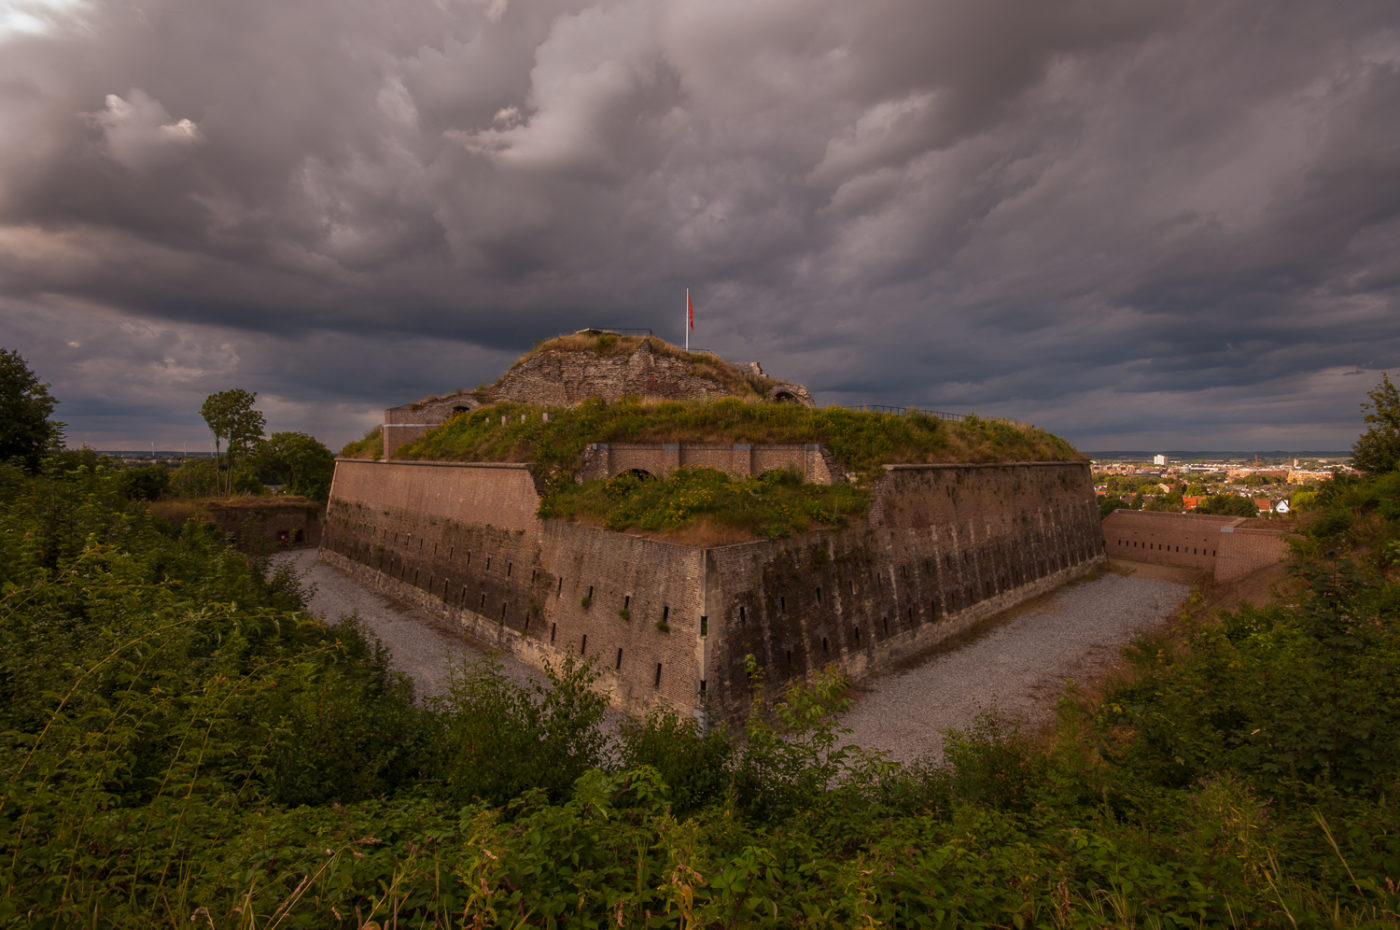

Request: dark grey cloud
left=1, top=0, right=1396, bottom=451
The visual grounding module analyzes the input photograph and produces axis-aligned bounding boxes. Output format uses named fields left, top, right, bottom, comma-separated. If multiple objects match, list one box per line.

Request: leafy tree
left=254, top=431, right=336, bottom=501
left=117, top=464, right=171, bottom=500
left=1098, top=494, right=1129, bottom=519
left=1198, top=493, right=1258, bottom=517
left=200, top=389, right=265, bottom=495
left=168, top=458, right=218, bottom=496
left=1352, top=372, right=1400, bottom=474
left=1289, top=489, right=1319, bottom=511
left=1143, top=491, right=1184, bottom=512
left=0, top=347, right=63, bottom=472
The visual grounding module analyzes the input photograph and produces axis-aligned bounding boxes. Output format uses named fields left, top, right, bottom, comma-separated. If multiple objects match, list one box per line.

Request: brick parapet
left=1216, top=527, right=1292, bottom=581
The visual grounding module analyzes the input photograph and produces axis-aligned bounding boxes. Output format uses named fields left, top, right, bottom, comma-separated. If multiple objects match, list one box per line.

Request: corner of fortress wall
left=1101, top=510, right=1291, bottom=580
left=322, top=457, right=1106, bottom=722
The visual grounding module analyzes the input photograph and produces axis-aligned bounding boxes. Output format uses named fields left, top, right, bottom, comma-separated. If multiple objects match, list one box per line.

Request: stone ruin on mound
left=381, top=330, right=815, bottom=459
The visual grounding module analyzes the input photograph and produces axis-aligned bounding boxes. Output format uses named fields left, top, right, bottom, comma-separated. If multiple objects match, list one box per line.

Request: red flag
left=687, top=291, right=694, bottom=330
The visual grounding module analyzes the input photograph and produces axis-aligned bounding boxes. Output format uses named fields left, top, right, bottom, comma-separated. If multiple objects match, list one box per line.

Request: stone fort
left=322, top=333, right=1106, bottom=722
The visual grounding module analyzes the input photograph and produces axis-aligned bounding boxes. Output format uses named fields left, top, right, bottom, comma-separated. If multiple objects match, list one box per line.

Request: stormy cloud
left=1, top=0, right=1396, bottom=451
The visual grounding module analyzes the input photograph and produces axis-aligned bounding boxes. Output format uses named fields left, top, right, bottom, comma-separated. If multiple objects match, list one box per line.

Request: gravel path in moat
left=833, top=571, right=1190, bottom=766
left=275, top=549, right=1188, bottom=763
left=271, top=549, right=549, bottom=700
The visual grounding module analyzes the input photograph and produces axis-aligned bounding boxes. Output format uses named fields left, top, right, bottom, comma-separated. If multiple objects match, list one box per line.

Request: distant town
left=1089, top=451, right=1354, bottom=518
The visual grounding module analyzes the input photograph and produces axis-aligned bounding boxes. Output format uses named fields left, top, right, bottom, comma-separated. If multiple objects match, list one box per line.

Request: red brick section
left=1216, top=527, right=1291, bottom=581
left=323, top=459, right=1104, bottom=723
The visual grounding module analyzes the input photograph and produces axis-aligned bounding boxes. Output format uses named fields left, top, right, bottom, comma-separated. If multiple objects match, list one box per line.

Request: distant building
left=1153, top=454, right=1168, bottom=467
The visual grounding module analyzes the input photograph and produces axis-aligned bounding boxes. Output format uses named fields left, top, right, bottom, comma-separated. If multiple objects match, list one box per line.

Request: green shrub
left=617, top=708, right=733, bottom=814
left=339, top=424, right=383, bottom=459
left=543, top=465, right=868, bottom=538
left=942, top=710, right=1045, bottom=811
left=116, top=463, right=171, bottom=500
left=428, top=657, right=609, bottom=807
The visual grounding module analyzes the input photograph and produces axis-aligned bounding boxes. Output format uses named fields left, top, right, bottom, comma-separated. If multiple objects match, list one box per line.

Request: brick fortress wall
left=700, top=462, right=1104, bottom=719
left=1102, top=510, right=1290, bottom=581
left=322, top=459, right=1104, bottom=722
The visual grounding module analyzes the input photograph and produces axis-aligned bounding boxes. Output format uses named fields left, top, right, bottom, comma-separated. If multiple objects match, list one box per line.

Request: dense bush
left=2, top=461, right=1399, bottom=926
left=339, top=424, right=383, bottom=459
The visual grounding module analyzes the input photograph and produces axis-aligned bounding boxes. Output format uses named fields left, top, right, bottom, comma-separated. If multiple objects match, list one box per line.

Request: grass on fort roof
left=395, top=397, right=1083, bottom=484
left=370, top=397, right=1082, bottom=538
left=541, top=465, right=869, bottom=540
left=339, top=425, right=382, bottom=460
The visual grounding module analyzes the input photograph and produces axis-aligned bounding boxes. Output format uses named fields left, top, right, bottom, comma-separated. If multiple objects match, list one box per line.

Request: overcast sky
left=2, top=0, right=1396, bottom=453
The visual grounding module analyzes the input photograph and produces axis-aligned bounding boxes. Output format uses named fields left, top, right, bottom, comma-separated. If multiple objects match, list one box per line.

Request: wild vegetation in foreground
left=2, top=451, right=1399, bottom=925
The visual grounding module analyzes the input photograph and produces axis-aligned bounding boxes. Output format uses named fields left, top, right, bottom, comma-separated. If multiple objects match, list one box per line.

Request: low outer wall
left=1102, top=510, right=1290, bottom=580
left=1102, top=511, right=1238, bottom=571
left=323, top=459, right=1105, bottom=722
left=1215, top=526, right=1291, bottom=581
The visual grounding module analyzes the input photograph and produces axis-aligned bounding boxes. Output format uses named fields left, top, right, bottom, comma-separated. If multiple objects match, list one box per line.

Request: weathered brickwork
left=323, top=459, right=1104, bottom=722
left=1215, top=527, right=1291, bottom=581
left=577, top=442, right=839, bottom=484
left=700, top=463, right=1105, bottom=718
left=382, top=393, right=484, bottom=458
left=489, top=340, right=808, bottom=408
left=330, top=459, right=544, bottom=531
left=1102, top=510, right=1290, bottom=580
left=202, top=501, right=323, bottom=550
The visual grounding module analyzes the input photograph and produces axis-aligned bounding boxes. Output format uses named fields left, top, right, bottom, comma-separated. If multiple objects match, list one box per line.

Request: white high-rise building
left=1153, top=454, right=1168, bottom=467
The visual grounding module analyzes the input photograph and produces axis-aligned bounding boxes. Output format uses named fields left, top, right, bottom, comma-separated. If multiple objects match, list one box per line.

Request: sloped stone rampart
left=701, top=463, right=1105, bottom=718
left=322, top=459, right=1104, bottom=721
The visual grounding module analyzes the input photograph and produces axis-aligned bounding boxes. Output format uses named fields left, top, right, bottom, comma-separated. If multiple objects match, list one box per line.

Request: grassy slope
left=395, top=398, right=1082, bottom=537
left=399, top=398, right=1082, bottom=478
left=339, top=424, right=382, bottom=460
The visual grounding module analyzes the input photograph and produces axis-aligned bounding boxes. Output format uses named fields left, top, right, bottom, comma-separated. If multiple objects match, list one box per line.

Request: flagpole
left=685, top=288, right=690, bottom=352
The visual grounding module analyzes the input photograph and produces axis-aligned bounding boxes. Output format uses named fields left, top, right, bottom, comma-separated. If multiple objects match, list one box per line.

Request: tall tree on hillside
left=1352, top=372, right=1400, bottom=474
left=0, top=348, right=63, bottom=473
left=200, top=389, right=265, bottom=495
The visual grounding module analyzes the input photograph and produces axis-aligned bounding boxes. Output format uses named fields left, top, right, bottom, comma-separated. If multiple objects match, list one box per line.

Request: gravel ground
left=271, top=549, right=550, bottom=700
left=834, top=569, right=1190, bottom=765
left=275, top=550, right=1188, bottom=761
